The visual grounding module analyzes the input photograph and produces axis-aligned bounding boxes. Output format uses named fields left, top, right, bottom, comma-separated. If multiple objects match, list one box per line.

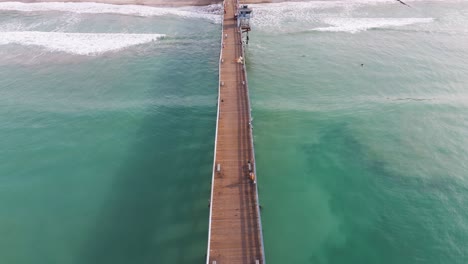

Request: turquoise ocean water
left=0, top=4, right=220, bottom=263
left=1, top=0, right=468, bottom=264
left=248, top=0, right=468, bottom=263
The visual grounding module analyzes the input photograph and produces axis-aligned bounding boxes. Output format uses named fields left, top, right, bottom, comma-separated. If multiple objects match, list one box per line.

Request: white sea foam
left=250, top=0, right=398, bottom=15
left=251, top=0, right=462, bottom=10
left=250, top=0, right=437, bottom=32
left=0, top=31, right=165, bottom=55
left=0, top=2, right=221, bottom=23
left=249, top=0, right=396, bottom=31
left=312, top=17, right=434, bottom=33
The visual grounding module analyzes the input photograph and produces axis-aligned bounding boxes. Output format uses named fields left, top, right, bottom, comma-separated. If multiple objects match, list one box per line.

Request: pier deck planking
left=206, top=0, right=264, bottom=263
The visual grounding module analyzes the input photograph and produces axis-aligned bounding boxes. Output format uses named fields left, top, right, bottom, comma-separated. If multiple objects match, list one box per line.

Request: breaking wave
left=249, top=0, right=436, bottom=32
left=0, top=2, right=222, bottom=23
left=312, top=17, right=434, bottom=33
left=0, top=31, right=165, bottom=55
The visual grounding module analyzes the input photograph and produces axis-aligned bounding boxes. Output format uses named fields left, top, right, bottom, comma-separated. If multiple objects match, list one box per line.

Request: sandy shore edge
left=0, top=0, right=276, bottom=7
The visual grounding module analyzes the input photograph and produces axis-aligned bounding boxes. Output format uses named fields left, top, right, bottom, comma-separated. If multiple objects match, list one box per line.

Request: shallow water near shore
left=0, top=7, right=219, bottom=264
left=248, top=0, right=468, bottom=263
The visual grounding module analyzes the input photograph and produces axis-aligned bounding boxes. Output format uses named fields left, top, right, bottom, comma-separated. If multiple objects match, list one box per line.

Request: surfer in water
left=396, top=0, right=411, bottom=7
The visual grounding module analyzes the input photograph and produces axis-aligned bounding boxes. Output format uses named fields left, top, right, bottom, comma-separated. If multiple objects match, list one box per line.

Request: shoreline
left=0, top=0, right=278, bottom=7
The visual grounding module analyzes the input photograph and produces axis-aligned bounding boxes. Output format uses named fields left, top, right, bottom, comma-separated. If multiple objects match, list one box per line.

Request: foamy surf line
left=311, top=17, right=434, bottom=33
left=0, top=31, right=165, bottom=55
left=0, top=2, right=221, bottom=23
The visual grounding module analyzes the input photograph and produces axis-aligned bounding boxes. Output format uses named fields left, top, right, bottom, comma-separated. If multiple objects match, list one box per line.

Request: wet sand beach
left=0, top=0, right=296, bottom=7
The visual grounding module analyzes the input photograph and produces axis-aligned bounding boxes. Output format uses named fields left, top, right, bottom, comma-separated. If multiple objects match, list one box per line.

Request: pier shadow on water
left=77, top=48, right=216, bottom=264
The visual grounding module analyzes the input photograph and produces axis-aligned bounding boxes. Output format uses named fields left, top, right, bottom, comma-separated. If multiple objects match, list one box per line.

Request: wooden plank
left=207, top=0, right=264, bottom=263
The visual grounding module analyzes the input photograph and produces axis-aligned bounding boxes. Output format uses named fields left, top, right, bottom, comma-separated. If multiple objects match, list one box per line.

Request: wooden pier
left=206, top=1, right=265, bottom=263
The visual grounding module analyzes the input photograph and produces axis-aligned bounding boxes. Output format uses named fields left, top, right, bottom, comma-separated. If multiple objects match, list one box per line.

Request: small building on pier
left=237, top=5, right=253, bottom=32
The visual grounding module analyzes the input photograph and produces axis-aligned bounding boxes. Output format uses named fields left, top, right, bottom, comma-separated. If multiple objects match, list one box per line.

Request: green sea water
left=0, top=6, right=219, bottom=264
left=248, top=1, right=468, bottom=263
left=1, top=1, right=468, bottom=264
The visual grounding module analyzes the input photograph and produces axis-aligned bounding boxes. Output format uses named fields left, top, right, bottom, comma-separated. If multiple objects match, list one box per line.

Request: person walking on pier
left=249, top=172, right=256, bottom=184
